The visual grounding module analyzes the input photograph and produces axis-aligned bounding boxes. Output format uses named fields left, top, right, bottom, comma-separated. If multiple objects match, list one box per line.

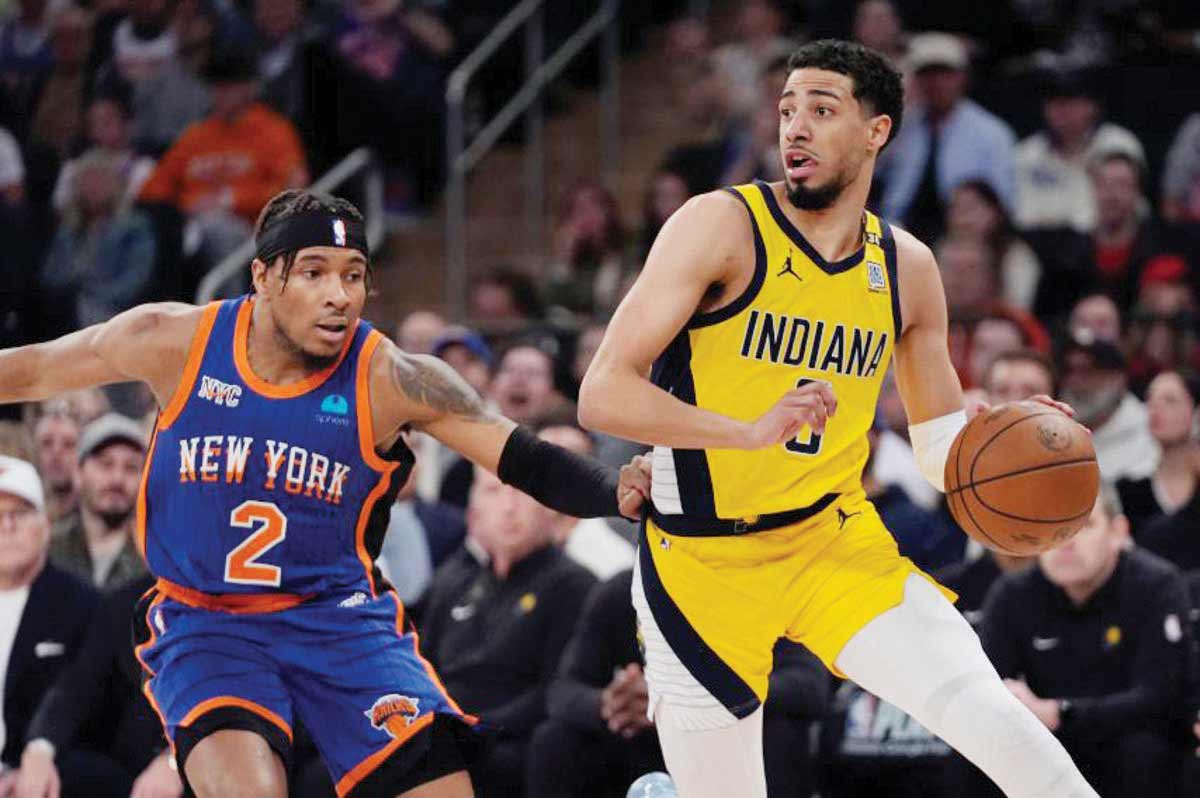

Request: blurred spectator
left=546, top=180, right=629, bottom=317
left=1161, top=112, right=1200, bottom=223
left=866, top=421, right=959, bottom=571
left=658, top=56, right=739, bottom=196
left=1117, top=371, right=1198, bottom=539
left=137, top=49, right=307, bottom=268
left=571, top=321, right=607, bottom=395
left=852, top=0, right=906, bottom=63
left=935, top=234, right=997, bottom=322
left=39, top=150, right=157, bottom=332
left=49, top=413, right=147, bottom=591
left=432, top=326, right=494, bottom=397
left=1014, top=69, right=1144, bottom=234
left=871, top=369, right=939, bottom=511
left=945, top=180, right=1041, bottom=311
left=1089, top=151, right=1171, bottom=311
left=876, top=33, right=1016, bottom=244
left=469, top=266, right=543, bottom=328
left=720, top=57, right=787, bottom=188
left=637, top=167, right=691, bottom=262
left=31, top=403, right=79, bottom=528
left=0, top=122, right=29, bottom=350
left=1125, top=256, right=1199, bottom=394
left=660, top=16, right=710, bottom=89
left=52, top=387, right=109, bottom=426
left=376, top=460, right=466, bottom=606
left=396, top=308, right=446, bottom=355
left=0, top=422, right=33, bottom=461
left=488, top=341, right=566, bottom=427
left=28, top=3, right=91, bottom=158
left=710, top=0, right=790, bottom=121
left=0, top=456, right=96, bottom=773
left=981, top=348, right=1056, bottom=406
left=538, top=423, right=633, bottom=581
left=1058, top=330, right=1159, bottom=481
left=1068, top=293, right=1121, bottom=343
left=0, top=0, right=57, bottom=139
left=936, top=549, right=1034, bottom=628
left=0, top=123, right=23, bottom=208
left=979, top=487, right=1191, bottom=798
left=526, top=570, right=666, bottom=798
left=418, top=465, right=597, bottom=798
left=12, top=574, right=179, bottom=798
left=52, top=91, right=155, bottom=214
left=1140, top=451, right=1200, bottom=573
left=966, top=315, right=1024, bottom=393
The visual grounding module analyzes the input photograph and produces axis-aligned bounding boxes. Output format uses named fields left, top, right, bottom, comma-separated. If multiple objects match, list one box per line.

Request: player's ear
left=250, top=258, right=270, bottom=294
left=866, top=114, right=892, bottom=153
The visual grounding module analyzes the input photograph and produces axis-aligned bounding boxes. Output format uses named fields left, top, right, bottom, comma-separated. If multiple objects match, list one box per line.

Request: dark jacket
left=2, top=563, right=97, bottom=765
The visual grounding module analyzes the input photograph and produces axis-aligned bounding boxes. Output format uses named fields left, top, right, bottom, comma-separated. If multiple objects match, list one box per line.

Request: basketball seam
left=952, top=416, right=1011, bottom=552
left=946, top=456, right=1098, bottom=495
left=970, top=410, right=1059, bottom=467
left=964, top=486, right=1094, bottom=525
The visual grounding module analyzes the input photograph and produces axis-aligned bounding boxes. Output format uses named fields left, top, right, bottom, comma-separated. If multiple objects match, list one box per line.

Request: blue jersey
left=138, top=295, right=412, bottom=601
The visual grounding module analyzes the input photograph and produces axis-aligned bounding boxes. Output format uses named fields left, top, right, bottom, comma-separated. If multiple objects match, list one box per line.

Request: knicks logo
left=365, top=694, right=421, bottom=738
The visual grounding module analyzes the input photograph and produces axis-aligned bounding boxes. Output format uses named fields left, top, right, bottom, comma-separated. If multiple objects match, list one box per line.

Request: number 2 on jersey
left=785, top=378, right=829, bottom=456
left=225, top=500, right=287, bottom=586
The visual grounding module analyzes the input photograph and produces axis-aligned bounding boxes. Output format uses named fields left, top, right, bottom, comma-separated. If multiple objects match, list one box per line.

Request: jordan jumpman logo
left=836, top=507, right=862, bottom=529
left=778, top=250, right=802, bottom=281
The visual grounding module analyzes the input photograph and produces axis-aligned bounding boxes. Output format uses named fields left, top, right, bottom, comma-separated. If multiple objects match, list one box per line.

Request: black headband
left=255, top=211, right=369, bottom=265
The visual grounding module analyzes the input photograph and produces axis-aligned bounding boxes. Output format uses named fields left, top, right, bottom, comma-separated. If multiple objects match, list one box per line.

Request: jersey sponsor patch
left=866, top=260, right=887, bottom=292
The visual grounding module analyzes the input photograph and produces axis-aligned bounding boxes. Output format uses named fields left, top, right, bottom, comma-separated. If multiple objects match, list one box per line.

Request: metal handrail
left=445, top=0, right=620, bottom=319
left=195, top=147, right=385, bottom=303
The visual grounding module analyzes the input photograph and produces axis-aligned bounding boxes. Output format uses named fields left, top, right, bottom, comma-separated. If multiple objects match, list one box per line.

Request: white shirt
left=1093, top=393, right=1160, bottom=482
left=563, top=517, right=635, bottom=581
left=0, top=585, right=31, bottom=758
left=0, top=127, right=24, bottom=188
left=872, top=429, right=940, bottom=511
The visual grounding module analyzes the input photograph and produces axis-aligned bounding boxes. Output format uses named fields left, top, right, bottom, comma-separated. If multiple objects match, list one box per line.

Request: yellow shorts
left=636, top=490, right=956, bottom=720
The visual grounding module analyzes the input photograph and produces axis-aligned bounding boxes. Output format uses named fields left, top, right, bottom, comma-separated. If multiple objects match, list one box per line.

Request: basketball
left=944, top=401, right=1100, bottom=556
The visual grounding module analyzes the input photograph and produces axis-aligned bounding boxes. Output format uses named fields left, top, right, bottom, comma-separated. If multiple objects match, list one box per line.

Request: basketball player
left=579, top=40, right=1098, bottom=798
left=0, top=190, right=652, bottom=798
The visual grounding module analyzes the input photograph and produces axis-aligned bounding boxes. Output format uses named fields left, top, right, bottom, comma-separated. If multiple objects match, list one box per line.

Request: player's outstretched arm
left=368, top=339, right=647, bottom=519
left=0, top=302, right=203, bottom=407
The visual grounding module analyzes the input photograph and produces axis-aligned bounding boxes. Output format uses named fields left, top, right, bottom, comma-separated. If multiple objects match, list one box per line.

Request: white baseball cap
left=907, top=32, right=968, bottom=72
left=0, top=455, right=45, bottom=513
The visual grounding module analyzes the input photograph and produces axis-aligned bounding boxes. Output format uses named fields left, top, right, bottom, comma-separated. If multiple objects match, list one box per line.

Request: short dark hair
left=253, top=189, right=368, bottom=285
left=786, top=39, right=904, bottom=148
left=985, top=348, right=1057, bottom=394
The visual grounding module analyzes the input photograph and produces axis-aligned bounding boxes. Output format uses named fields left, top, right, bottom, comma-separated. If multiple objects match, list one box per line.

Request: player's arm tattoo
left=390, top=352, right=493, bottom=421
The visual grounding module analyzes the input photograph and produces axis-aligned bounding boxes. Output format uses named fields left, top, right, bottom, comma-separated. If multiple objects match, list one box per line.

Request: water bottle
left=627, top=771, right=678, bottom=798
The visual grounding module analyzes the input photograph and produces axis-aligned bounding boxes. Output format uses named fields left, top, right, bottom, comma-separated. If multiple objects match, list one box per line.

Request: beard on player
left=784, top=158, right=858, bottom=211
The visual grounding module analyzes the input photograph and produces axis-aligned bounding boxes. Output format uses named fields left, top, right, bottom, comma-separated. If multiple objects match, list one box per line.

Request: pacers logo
left=365, top=694, right=421, bottom=738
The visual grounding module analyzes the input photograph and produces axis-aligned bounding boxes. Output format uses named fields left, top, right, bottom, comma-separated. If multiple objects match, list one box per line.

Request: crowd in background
left=3, top=0, right=1200, bottom=796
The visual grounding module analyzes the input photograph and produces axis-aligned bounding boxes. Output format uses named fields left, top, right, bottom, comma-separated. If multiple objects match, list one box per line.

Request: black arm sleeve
left=497, top=426, right=621, bottom=519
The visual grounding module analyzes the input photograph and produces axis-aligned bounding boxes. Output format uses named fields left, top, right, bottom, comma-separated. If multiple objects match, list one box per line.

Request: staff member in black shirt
left=979, top=484, right=1191, bottom=798
left=418, top=465, right=597, bottom=798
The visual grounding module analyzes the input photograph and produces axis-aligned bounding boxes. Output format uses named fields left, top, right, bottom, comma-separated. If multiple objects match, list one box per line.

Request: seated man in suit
left=0, top=456, right=97, bottom=789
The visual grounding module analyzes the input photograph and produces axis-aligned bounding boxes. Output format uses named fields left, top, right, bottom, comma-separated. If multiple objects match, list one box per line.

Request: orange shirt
left=138, top=103, right=307, bottom=222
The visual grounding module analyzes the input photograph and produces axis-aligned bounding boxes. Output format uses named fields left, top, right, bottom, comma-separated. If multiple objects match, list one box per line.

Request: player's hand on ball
left=967, top=394, right=1076, bottom=421
left=617, top=455, right=652, bottom=520
left=746, top=382, right=836, bottom=449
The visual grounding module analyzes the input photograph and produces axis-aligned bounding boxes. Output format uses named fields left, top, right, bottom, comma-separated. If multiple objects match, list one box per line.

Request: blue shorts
left=134, top=585, right=475, bottom=797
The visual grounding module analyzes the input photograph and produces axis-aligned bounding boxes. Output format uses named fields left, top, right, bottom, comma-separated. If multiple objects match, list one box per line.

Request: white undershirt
left=0, top=586, right=31, bottom=757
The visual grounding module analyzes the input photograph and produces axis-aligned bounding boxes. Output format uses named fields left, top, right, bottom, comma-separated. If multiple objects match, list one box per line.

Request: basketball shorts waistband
left=649, top=492, right=840, bottom=536
left=153, top=577, right=314, bottom=613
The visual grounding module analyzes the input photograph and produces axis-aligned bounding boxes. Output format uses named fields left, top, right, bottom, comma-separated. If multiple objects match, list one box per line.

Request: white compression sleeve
left=908, top=409, right=967, bottom=492
left=654, top=703, right=768, bottom=798
left=835, top=575, right=1099, bottom=798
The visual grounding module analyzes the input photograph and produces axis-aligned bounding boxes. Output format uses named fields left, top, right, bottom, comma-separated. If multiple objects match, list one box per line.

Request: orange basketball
left=944, top=401, right=1100, bottom=556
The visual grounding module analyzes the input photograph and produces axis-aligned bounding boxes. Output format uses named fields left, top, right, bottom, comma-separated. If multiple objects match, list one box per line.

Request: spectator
left=1161, top=112, right=1200, bottom=224
left=376, top=460, right=466, bottom=606
left=1068, top=293, right=1121, bottom=343
left=0, top=0, right=56, bottom=139
left=1140, top=453, right=1200, bottom=573
left=418, top=465, right=597, bottom=798
left=31, top=403, right=79, bottom=528
left=710, top=0, right=791, bottom=121
left=39, top=150, right=157, bottom=332
left=1117, top=371, right=1198, bottom=539
left=396, top=308, right=446, bottom=355
left=965, top=315, right=1024, bottom=394
left=936, top=234, right=1000, bottom=322
left=137, top=49, right=307, bottom=268
left=28, top=3, right=92, bottom=158
left=52, top=91, right=155, bottom=214
left=871, top=368, right=939, bottom=511
left=1058, top=329, right=1159, bottom=481
left=253, top=0, right=323, bottom=155
left=0, top=456, right=96, bottom=773
left=852, top=0, right=906, bottom=63
left=979, top=486, right=1191, bottom=798
left=11, top=574, right=180, bottom=798
left=0, top=123, right=24, bottom=209
left=546, top=180, right=629, bottom=317
left=489, top=341, right=566, bottom=427
left=637, top=167, right=691, bottom=262
left=432, top=326, right=494, bottom=397
left=945, top=179, right=1041, bottom=311
left=49, top=413, right=147, bottom=591
left=719, top=59, right=787, bottom=189
left=1014, top=69, right=1144, bottom=234
left=875, top=32, right=1016, bottom=243
left=0, top=422, right=33, bottom=460
left=469, top=266, right=543, bottom=329
left=866, top=421, right=959, bottom=572
left=981, top=348, right=1056, bottom=406
left=1125, top=256, right=1199, bottom=394
left=537, top=423, right=634, bottom=581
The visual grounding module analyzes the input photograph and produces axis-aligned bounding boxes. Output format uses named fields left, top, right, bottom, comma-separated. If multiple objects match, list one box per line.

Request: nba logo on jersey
left=332, top=219, right=347, bottom=247
left=866, top=260, right=887, bottom=293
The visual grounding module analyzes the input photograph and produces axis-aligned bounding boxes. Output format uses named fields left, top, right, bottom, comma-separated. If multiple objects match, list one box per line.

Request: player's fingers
left=818, top=383, right=836, bottom=417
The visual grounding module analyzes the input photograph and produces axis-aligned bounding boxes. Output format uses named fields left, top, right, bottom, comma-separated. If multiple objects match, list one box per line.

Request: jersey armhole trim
left=688, top=188, right=767, bottom=329
left=158, top=302, right=221, bottom=430
left=355, top=330, right=398, bottom=473
left=880, top=221, right=903, bottom=337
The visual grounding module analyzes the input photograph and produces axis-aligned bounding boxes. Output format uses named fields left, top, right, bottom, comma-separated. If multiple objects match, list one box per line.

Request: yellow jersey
left=650, top=181, right=900, bottom=521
